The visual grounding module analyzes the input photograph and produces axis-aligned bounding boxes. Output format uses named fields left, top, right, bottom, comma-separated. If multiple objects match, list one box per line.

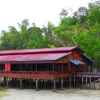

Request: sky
left=0, top=0, right=91, bottom=32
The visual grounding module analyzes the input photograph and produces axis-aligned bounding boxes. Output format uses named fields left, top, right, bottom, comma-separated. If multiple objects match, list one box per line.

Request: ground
left=1, top=89, right=100, bottom=100
left=0, top=87, right=7, bottom=97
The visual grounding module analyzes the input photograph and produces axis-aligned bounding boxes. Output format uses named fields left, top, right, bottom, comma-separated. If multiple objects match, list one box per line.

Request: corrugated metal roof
left=0, top=52, right=71, bottom=63
left=0, top=46, right=78, bottom=55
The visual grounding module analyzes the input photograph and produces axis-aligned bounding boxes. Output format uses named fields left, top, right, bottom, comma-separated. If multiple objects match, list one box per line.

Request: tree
left=0, top=20, right=49, bottom=49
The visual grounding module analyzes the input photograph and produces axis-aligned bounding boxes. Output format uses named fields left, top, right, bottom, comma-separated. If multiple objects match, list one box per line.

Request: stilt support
left=85, top=77, right=88, bottom=89
left=69, top=76, right=72, bottom=88
left=36, top=79, right=39, bottom=90
left=4, top=77, right=8, bottom=87
left=19, top=79, right=23, bottom=89
left=81, top=77, right=84, bottom=88
left=61, top=78, right=64, bottom=89
left=53, top=80, right=56, bottom=91
left=73, top=75, right=76, bottom=88
left=89, top=77, right=92, bottom=89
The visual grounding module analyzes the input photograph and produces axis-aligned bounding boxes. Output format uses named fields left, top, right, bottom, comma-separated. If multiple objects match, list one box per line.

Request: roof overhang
left=0, top=52, right=71, bottom=63
left=0, top=46, right=79, bottom=55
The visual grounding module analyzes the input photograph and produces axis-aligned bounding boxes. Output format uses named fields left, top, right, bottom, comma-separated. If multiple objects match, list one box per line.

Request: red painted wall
left=5, top=64, right=11, bottom=72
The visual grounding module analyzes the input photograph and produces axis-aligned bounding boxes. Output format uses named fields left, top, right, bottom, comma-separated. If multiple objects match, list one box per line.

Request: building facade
left=0, top=46, right=92, bottom=89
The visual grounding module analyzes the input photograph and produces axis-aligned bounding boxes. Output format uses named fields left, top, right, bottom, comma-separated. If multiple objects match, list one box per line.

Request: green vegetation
left=0, top=87, right=7, bottom=97
left=0, top=1, right=99, bottom=67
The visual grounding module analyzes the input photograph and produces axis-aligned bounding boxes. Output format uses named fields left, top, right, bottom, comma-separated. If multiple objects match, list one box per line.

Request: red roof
left=0, top=52, right=71, bottom=63
left=0, top=46, right=78, bottom=55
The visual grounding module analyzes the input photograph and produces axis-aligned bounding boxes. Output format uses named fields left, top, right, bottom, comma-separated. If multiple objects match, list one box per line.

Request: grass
left=0, top=87, right=7, bottom=98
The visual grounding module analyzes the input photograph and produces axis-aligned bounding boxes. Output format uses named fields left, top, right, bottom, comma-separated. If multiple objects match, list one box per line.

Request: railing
left=77, top=72, right=100, bottom=78
left=0, top=71, right=69, bottom=79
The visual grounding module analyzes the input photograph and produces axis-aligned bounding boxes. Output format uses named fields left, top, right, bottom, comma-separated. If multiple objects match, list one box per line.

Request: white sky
left=0, top=0, right=91, bottom=32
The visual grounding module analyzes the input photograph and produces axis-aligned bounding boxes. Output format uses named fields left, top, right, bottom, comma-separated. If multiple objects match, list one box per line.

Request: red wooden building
left=0, top=46, right=92, bottom=89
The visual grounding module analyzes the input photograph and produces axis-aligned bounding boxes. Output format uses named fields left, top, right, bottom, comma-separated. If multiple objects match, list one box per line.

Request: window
left=11, top=63, right=68, bottom=72
left=0, top=64, right=4, bottom=72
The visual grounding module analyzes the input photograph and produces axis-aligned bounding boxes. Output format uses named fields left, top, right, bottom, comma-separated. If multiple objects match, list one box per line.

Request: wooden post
left=39, top=80, right=41, bottom=89
left=89, top=77, right=92, bottom=89
left=81, top=76, right=84, bottom=88
left=73, top=75, right=76, bottom=88
left=53, top=80, right=56, bottom=90
left=61, top=78, right=64, bottom=89
left=93, top=77, right=95, bottom=89
left=44, top=80, right=46, bottom=89
left=50, top=80, right=51, bottom=89
left=19, top=79, right=22, bottom=89
left=41, top=80, right=43, bottom=89
left=85, top=76, right=88, bottom=89
left=69, top=76, right=72, bottom=88
left=36, top=79, right=39, bottom=90
left=33, top=80, right=35, bottom=89
left=4, top=77, right=7, bottom=86
left=7, top=78, right=9, bottom=87
left=99, top=78, right=100, bottom=90
left=4, top=77, right=9, bottom=87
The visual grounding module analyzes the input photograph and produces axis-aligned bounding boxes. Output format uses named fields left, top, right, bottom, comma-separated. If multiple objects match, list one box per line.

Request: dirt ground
left=1, top=89, right=100, bottom=100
